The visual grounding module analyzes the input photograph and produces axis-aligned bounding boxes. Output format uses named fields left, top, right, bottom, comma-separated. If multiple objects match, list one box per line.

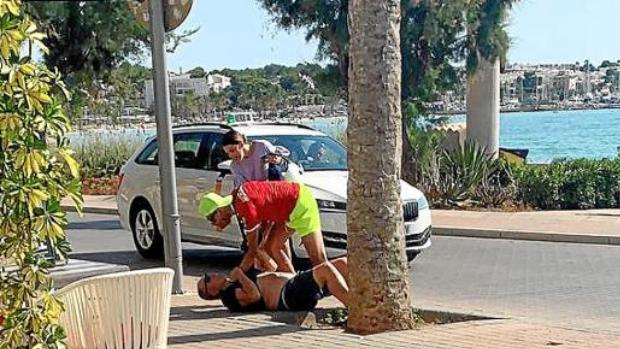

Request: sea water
left=308, top=109, right=620, bottom=163
left=69, top=109, right=620, bottom=164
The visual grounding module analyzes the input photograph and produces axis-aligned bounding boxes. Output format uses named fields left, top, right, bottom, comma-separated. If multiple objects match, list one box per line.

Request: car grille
left=318, top=201, right=419, bottom=222
left=403, top=201, right=419, bottom=222
left=323, top=231, right=347, bottom=250
left=405, top=226, right=432, bottom=247
left=323, top=226, right=431, bottom=250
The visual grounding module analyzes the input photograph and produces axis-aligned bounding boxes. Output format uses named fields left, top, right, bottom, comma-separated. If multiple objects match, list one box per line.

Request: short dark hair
left=198, top=274, right=221, bottom=300
left=222, top=130, right=247, bottom=146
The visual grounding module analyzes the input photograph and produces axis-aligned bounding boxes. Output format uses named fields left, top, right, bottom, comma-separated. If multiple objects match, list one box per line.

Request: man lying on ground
left=199, top=181, right=328, bottom=273
left=197, top=257, right=349, bottom=312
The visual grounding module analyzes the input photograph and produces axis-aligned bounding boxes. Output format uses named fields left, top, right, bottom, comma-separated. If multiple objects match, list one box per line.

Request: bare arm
left=230, top=267, right=261, bottom=304
left=238, top=230, right=258, bottom=272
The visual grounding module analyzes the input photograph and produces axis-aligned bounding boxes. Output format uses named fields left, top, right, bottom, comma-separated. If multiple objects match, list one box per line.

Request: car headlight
left=316, top=199, right=346, bottom=210
left=417, top=196, right=429, bottom=210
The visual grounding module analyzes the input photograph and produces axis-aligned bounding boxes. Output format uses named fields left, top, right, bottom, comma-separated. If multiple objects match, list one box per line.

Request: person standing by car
left=222, top=130, right=282, bottom=187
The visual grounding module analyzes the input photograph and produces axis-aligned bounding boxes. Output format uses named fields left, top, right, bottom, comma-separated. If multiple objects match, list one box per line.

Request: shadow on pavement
left=70, top=248, right=244, bottom=277
left=167, top=324, right=306, bottom=344
left=67, top=220, right=123, bottom=231
left=170, top=305, right=233, bottom=321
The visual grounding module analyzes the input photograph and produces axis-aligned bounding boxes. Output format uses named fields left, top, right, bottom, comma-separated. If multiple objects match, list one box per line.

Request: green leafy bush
left=515, top=158, right=620, bottom=210
left=71, top=137, right=142, bottom=178
left=0, top=1, right=81, bottom=346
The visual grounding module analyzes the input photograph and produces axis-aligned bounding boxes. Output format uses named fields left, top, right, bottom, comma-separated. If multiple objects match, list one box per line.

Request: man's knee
left=331, top=257, right=347, bottom=268
left=312, top=261, right=336, bottom=281
left=331, top=257, right=347, bottom=270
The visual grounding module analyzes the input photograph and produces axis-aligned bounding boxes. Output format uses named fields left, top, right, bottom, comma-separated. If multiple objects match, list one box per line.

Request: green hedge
left=71, top=138, right=143, bottom=178
left=515, top=158, right=620, bottom=210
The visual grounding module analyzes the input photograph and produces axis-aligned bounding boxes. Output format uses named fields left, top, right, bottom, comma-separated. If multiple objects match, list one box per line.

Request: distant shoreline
left=435, top=104, right=620, bottom=116
left=71, top=105, right=620, bottom=131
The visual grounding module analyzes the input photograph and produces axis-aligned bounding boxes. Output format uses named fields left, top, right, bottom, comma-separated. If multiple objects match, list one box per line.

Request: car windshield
left=247, top=134, right=347, bottom=171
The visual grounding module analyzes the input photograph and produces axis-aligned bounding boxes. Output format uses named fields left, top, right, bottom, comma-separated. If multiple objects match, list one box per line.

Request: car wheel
left=406, top=251, right=420, bottom=262
left=131, top=203, right=164, bottom=259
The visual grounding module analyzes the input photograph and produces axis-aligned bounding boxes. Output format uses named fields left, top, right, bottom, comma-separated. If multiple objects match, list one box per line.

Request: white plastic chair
left=56, top=268, right=174, bottom=349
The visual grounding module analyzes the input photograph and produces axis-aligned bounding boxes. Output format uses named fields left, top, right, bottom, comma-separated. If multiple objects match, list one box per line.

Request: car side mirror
left=217, top=160, right=232, bottom=177
left=218, top=160, right=231, bottom=171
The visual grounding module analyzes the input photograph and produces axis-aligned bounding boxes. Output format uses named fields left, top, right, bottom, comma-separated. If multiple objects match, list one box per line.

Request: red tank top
left=233, top=181, right=300, bottom=231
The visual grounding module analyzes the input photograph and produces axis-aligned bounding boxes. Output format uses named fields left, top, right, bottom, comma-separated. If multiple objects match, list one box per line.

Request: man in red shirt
left=199, top=181, right=328, bottom=270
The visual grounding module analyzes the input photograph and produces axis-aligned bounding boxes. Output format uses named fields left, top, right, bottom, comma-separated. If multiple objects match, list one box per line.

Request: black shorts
left=278, top=270, right=327, bottom=311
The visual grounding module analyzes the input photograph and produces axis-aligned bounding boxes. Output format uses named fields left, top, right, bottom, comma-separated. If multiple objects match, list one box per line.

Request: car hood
left=300, top=170, right=424, bottom=202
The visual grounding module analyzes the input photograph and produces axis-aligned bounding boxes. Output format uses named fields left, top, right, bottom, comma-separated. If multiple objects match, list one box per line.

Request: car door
left=194, top=132, right=244, bottom=248
left=172, top=132, right=210, bottom=239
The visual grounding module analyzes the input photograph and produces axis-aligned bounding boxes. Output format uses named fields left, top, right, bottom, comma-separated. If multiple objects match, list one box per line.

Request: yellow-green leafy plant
left=0, top=0, right=82, bottom=347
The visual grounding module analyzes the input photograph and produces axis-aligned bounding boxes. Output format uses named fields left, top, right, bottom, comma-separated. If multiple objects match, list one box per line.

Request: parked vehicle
left=117, top=122, right=432, bottom=261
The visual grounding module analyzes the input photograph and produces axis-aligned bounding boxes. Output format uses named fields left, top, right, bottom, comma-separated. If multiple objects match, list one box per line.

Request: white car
left=117, top=123, right=432, bottom=262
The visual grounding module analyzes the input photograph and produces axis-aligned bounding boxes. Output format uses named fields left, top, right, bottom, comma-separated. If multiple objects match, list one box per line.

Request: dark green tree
left=258, top=0, right=518, bottom=180
left=258, top=0, right=349, bottom=90
left=580, top=60, right=597, bottom=72
left=599, top=60, right=616, bottom=69
left=465, top=0, right=516, bottom=75
left=214, top=63, right=337, bottom=111
left=26, top=1, right=148, bottom=84
left=26, top=1, right=197, bottom=83
left=188, top=66, right=207, bottom=78
left=172, top=92, right=204, bottom=121
left=26, top=1, right=197, bottom=122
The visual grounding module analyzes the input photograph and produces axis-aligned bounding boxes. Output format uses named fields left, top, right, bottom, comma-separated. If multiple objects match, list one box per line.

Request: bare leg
left=282, top=226, right=293, bottom=259
left=312, top=262, right=349, bottom=307
left=301, top=231, right=327, bottom=266
left=265, top=223, right=295, bottom=273
left=330, top=257, right=348, bottom=284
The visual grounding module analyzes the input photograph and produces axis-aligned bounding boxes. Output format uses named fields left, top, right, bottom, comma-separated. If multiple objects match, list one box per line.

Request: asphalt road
left=66, top=212, right=620, bottom=334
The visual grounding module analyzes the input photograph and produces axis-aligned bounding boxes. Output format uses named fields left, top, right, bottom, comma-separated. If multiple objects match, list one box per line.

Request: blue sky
left=166, top=1, right=318, bottom=72
left=166, top=0, right=619, bottom=72
left=508, top=0, right=620, bottom=65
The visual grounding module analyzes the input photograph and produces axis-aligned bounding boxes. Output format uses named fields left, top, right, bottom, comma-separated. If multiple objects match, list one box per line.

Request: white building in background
left=170, top=73, right=209, bottom=96
left=206, top=73, right=232, bottom=93
left=145, top=72, right=231, bottom=109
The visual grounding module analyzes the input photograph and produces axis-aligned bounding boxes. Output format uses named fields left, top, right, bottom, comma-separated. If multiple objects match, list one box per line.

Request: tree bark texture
left=347, top=0, right=415, bottom=334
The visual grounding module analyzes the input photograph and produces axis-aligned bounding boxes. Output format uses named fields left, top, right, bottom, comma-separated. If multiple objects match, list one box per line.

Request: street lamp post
left=148, top=0, right=184, bottom=294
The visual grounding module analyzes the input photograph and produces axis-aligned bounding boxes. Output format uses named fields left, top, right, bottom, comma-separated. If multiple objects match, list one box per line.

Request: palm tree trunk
left=466, top=57, right=500, bottom=158
left=347, top=0, right=414, bottom=334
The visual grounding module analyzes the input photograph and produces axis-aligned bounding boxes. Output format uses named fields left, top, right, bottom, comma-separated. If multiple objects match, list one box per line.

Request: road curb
left=434, top=226, right=620, bottom=246
left=62, top=205, right=118, bottom=215
left=64, top=204, right=620, bottom=246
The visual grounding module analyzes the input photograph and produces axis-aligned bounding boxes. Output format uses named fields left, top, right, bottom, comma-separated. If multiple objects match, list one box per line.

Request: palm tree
left=347, top=0, right=414, bottom=334
left=466, top=0, right=517, bottom=158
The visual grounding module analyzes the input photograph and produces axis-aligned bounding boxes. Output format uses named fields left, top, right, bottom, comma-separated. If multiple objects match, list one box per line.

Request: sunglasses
left=207, top=213, right=217, bottom=224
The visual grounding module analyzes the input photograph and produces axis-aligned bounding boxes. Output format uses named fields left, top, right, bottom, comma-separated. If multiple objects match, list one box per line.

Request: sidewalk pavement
left=168, top=289, right=620, bottom=349
left=433, top=208, right=620, bottom=245
left=62, top=195, right=620, bottom=347
left=63, top=195, right=620, bottom=246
